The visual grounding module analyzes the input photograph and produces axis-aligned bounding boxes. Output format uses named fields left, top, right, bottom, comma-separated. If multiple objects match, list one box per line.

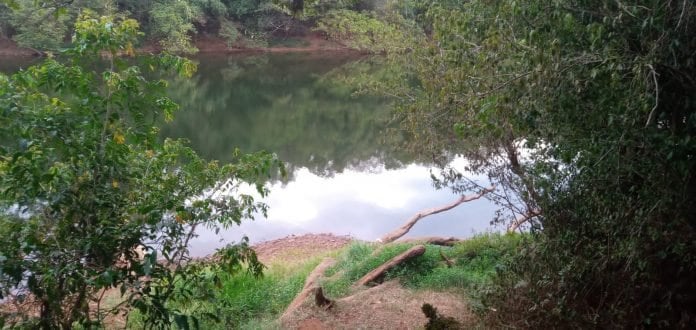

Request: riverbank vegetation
left=124, top=233, right=521, bottom=329
left=0, top=13, right=283, bottom=328
left=369, top=0, right=696, bottom=328
left=0, top=0, right=385, bottom=54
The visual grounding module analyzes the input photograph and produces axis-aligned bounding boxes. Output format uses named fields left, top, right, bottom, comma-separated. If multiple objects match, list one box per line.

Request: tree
left=0, top=12, right=281, bottom=328
left=5, top=0, right=71, bottom=52
left=149, top=0, right=203, bottom=53
left=382, top=0, right=695, bottom=327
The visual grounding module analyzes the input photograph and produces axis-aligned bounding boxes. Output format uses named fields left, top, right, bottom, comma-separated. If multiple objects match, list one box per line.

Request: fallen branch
left=507, top=209, right=541, bottom=233
left=379, top=186, right=495, bottom=244
left=356, top=245, right=426, bottom=286
left=398, top=236, right=462, bottom=246
left=281, top=257, right=335, bottom=320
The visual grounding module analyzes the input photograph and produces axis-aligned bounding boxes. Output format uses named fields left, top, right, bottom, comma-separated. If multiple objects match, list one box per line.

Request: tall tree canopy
left=381, top=0, right=696, bottom=327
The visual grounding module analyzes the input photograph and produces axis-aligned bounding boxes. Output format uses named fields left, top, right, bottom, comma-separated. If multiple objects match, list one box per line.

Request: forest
left=0, top=0, right=383, bottom=53
left=1, top=0, right=695, bottom=328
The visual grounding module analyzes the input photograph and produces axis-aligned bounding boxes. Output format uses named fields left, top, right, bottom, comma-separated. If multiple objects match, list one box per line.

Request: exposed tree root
left=314, top=287, right=334, bottom=309
left=439, top=250, right=455, bottom=268
left=379, top=186, right=495, bottom=244
left=281, top=257, right=335, bottom=320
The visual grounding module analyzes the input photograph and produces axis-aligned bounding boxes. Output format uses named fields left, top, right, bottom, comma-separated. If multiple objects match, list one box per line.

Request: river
left=1, top=53, right=499, bottom=256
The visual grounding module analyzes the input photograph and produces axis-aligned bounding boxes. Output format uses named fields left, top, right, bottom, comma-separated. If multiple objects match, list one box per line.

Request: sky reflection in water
left=156, top=53, right=504, bottom=256
left=1, top=54, right=503, bottom=257
left=188, top=158, right=499, bottom=257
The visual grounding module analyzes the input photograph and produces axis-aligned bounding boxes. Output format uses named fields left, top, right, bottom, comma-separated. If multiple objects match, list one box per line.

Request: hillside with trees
left=0, top=0, right=381, bottom=54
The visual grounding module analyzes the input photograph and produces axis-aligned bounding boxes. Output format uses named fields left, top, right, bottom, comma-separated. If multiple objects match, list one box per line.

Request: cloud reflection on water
left=189, top=157, right=500, bottom=257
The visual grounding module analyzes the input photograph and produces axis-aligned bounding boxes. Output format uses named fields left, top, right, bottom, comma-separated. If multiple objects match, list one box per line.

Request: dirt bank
left=0, top=37, right=35, bottom=57
left=0, top=34, right=354, bottom=57
left=252, top=233, right=354, bottom=265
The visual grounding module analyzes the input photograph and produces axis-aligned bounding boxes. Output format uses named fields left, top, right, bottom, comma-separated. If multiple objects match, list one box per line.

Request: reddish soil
left=284, top=280, right=475, bottom=330
left=259, top=234, right=477, bottom=329
left=0, top=33, right=353, bottom=57
left=193, top=32, right=353, bottom=54
left=252, top=233, right=354, bottom=265
left=0, top=37, right=34, bottom=56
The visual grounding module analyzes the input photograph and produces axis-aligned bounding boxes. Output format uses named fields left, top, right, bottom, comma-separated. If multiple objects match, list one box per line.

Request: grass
left=322, top=233, right=523, bottom=304
left=124, top=255, right=329, bottom=329
left=125, top=233, right=522, bottom=328
left=212, top=261, right=317, bottom=328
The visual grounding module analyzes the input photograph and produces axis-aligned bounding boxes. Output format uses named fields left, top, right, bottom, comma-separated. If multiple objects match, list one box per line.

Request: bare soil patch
left=1, top=32, right=354, bottom=58
left=0, top=37, right=35, bottom=56
left=282, top=280, right=475, bottom=330
left=256, top=234, right=477, bottom=329
left=252, top=233, right=354, bottom=265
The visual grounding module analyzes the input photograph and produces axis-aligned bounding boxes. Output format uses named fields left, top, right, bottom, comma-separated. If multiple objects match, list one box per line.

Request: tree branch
left=645, top=64, right=660, bottom=128
left=379, top=186, right=495, bottom=244
left=507, top=209, right=541, bottom=232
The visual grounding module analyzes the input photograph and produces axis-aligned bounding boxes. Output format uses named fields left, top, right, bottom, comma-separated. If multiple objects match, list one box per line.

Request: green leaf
left=174, top=314, right=190, bottom=330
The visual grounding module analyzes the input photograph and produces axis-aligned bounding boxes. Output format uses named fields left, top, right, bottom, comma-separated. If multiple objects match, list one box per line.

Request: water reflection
left=188, top=159, right=498, bottom=256
left=1, top=53, right=500, bottom=257
left=162, top=53, right=501, bottom=256
left=162, top=53, right=412, bottom=174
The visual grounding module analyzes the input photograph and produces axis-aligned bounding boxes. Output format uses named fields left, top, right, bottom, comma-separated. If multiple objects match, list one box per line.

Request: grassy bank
left=322, top=234, right=523, bottom=308
left=125, top=233, right=522, bottom=328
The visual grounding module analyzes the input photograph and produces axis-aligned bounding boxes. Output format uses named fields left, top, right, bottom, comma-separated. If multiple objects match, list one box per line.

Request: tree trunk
left=356, top=245, right=426, bottom=286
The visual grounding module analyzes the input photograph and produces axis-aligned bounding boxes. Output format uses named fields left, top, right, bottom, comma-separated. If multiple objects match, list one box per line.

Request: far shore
left=0, top=34, right=363, bottom=57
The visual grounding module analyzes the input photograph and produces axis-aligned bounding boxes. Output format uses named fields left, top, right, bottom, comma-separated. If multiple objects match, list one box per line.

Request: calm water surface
left=1, top=53, right=499, bottom=256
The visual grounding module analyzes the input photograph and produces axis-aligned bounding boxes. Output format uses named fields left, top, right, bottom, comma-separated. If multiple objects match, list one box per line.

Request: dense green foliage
left=371, top=0, right=696, bottom=328
left=0, top=14, right=281, bottom=328
left=0, top=0, right=384, bottom=53
left=128, top=252, right=331, bottom=329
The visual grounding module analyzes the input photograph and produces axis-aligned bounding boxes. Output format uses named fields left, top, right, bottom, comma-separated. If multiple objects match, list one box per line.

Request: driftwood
left=379, top=186, right=495, bottom=244
left=371, top=236, right=460, bottom=258
left=281, top=257, right=335, bottom=320
left=398, top=236, right=462, bottom=246
left=356, top=245, right=426, bottom=286
left=507, top=209, right=541, bottom=233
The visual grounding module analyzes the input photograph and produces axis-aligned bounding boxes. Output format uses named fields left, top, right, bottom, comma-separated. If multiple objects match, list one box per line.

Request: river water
left=1, top=53, right=499, bottom=257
